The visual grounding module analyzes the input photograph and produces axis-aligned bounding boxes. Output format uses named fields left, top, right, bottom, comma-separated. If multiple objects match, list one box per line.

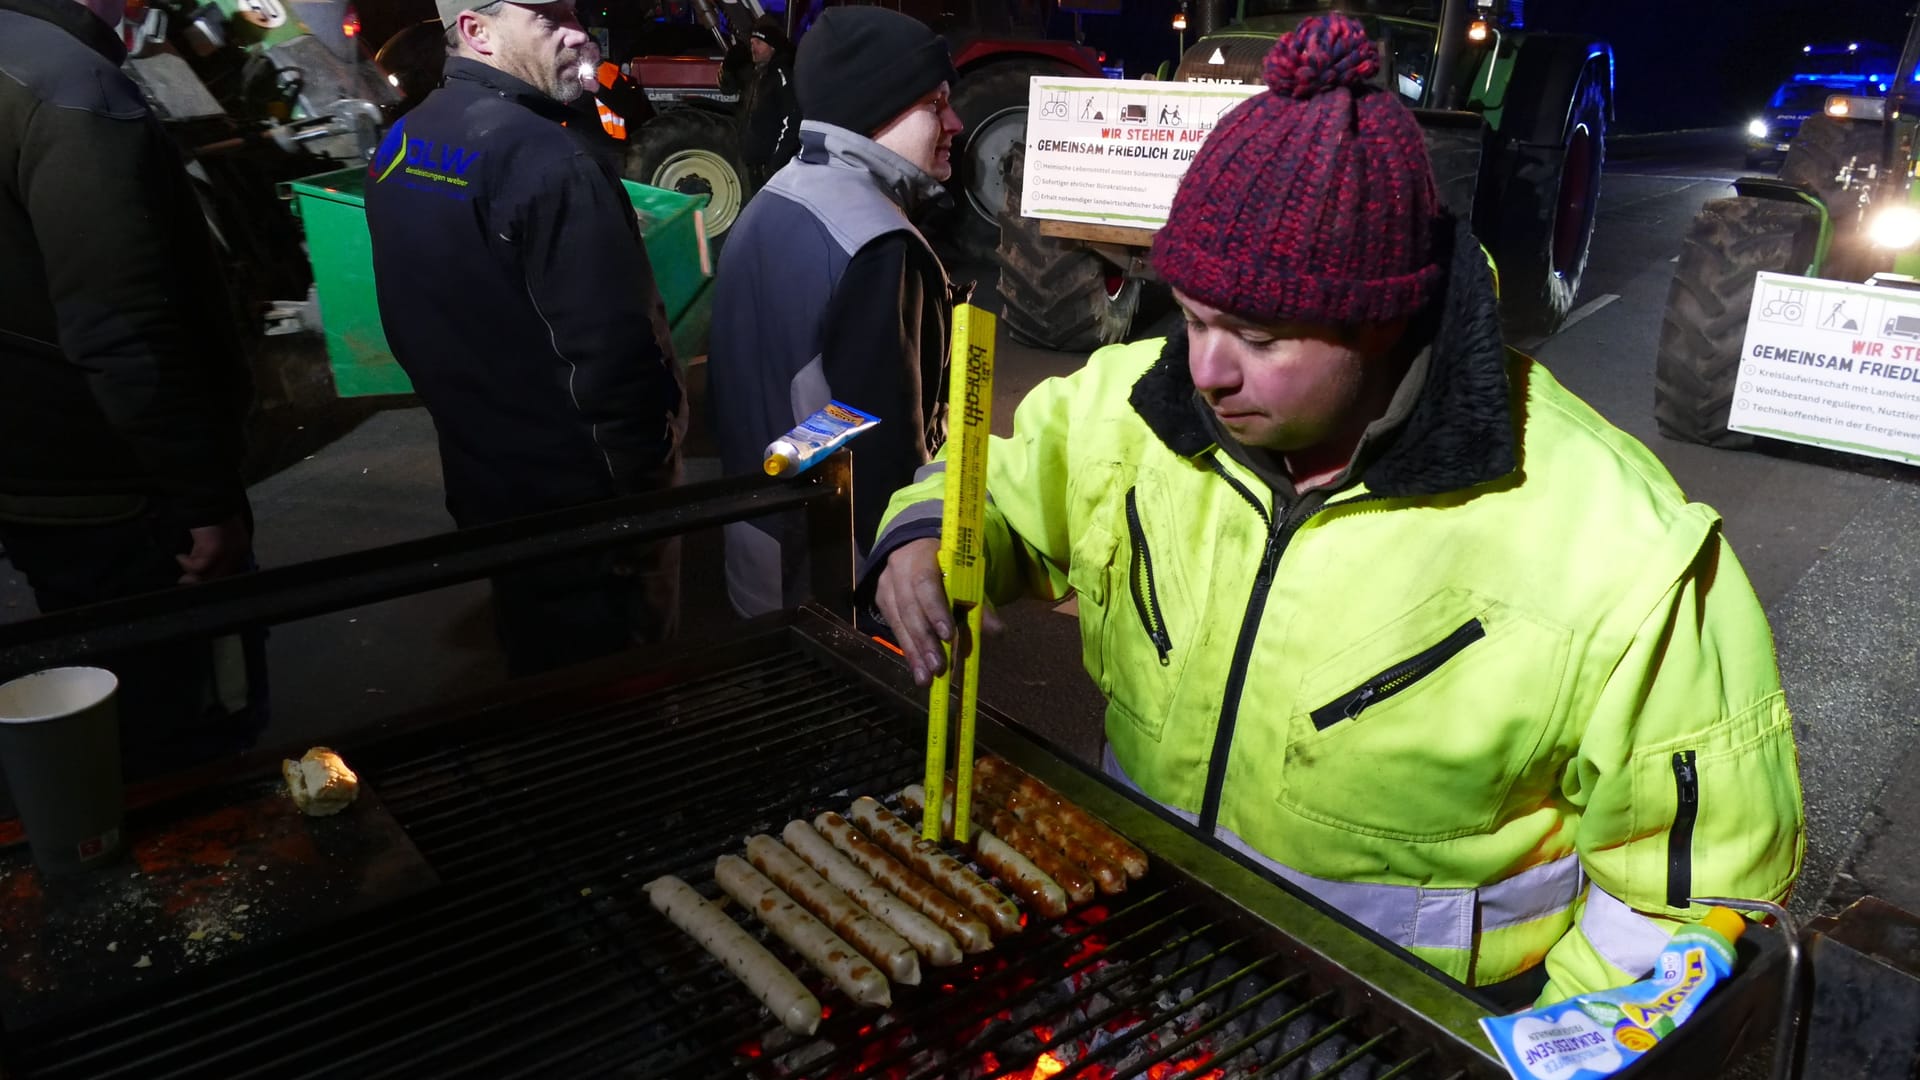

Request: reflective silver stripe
left=1101, top=744, right=1584, bottom=953
left=913, top=460, right=947, bottom=482
left=876, top=499, right=942, bottom=545
left=1580, top=885, right=1671, bottom=978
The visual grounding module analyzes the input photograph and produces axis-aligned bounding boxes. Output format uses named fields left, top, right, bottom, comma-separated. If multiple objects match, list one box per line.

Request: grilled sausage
left=900, top=785, right=1071, bottom=919
left=745, top=834, right=921, bottom=986
left=813, top=811, right=994, bottom=954
left=970, top=799, right=1097, bottom=908
left=781, top=820, right=963, bottom=968
left=976, top=757, right=1149, bottom=880
left=975, top=771, right=1128, bottom=895
left=713, top=855, right=891, bottom=1008
left=847, top=797, right=1024, bottom=938
left=644, top=874, right=822, bottom=1036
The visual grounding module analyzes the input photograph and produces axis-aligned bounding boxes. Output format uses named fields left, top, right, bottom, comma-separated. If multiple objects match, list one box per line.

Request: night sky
left=1529, top=0, right=1911, bottom=132
left=1070, top=0, right=1911, bottom=133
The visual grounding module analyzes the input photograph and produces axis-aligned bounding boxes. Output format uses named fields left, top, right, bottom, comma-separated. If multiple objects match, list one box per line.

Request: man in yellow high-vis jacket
left=864, top=14, right=1804, bottom=1006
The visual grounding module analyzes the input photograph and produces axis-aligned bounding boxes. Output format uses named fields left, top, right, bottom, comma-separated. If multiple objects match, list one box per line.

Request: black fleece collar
left=1128, top=214, right=1518, bottom=499
left=443, top=57, right=580, bottom=126
left=0, top=0, right=126, bottom=65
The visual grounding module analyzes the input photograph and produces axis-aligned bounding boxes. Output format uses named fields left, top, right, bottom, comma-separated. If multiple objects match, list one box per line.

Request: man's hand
left=873, top=537, right=1003, bottom=687
left=177, top=515, right=252, bottom=585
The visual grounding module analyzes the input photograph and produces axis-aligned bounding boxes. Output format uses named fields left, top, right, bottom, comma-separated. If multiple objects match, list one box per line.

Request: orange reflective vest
left=596, top=63, right=627, bottom=140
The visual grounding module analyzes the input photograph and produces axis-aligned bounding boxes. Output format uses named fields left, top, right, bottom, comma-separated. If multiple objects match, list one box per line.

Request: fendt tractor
left=996, top=0, right=1612, bottom=352
left=1655, top=13, right=1920, bottom=450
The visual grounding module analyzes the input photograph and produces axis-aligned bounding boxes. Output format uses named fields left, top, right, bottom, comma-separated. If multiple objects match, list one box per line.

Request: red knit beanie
left=1152, top=13, right=1443, bottom=325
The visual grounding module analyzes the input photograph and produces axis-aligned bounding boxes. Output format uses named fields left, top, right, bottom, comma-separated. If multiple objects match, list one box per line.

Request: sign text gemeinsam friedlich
left=1020, top=77, right=1261, bottom=230
left=1731, top=273, right=1920, bottom=464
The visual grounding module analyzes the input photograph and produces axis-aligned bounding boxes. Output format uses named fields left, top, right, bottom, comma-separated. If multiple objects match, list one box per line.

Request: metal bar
left=1184, top=988, right=1338, bottom=1078
left=820, top=894, right=1194, bottom=1080
left=1305, top=1030, right=1397, bottom=1080
left=1113, top=971, right=1307, bottom=1080
left=1374, top=1049, right=1436, bottom=1080
left=1057, top=954, right=1270, bottom=1079
left=1247, top=1015, right=1357, bottom=1080
left=0, top=456, right=851, bottom=678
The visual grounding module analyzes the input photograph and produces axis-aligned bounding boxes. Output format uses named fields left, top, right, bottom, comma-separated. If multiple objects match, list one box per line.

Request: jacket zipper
left=1307, top=619, right=1487, bottom=731
left=1124, top=488, right=1173, bottom=665
left=1668, top=750, right=1699, bottom=908
left=1197, top=457, right=1390, bottom=831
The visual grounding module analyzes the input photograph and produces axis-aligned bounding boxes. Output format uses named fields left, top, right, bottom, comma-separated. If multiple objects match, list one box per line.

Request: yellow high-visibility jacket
left=871, top=222, right=1804, bottom=1002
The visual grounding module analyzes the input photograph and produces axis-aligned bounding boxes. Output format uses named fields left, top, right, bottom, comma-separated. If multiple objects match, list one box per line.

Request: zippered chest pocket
left=1078, top=481, right=1198, bottom=743
left=1275, top=592, right=1571, bottom=843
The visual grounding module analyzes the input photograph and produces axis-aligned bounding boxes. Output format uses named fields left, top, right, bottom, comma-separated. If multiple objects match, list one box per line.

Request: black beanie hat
left=796, top=7, right=958, bottom=138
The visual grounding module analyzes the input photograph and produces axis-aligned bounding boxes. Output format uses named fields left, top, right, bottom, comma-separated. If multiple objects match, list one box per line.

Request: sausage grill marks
left=647, top=759, right=1150, bottom=1039
left=780, top=819, right=964, bottom=967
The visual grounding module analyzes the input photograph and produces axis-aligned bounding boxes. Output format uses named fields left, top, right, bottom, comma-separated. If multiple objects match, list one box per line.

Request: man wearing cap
left=707, top=6, right=965, bottom=617
left=365, top=0, right=686, bottom=675
left=866, top=14, right=1803, bottom=1005
left=721, top=15, right=801, bottom=189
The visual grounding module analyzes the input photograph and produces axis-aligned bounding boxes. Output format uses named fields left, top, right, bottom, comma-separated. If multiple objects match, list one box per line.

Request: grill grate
left=2, top=639, right=1469, bottom=1079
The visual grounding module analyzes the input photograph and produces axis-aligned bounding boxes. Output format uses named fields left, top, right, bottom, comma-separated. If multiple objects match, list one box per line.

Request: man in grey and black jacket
left=708, top=6, right=965, bottom=618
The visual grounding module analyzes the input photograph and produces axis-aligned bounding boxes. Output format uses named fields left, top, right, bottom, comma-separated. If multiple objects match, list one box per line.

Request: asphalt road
left=5, top=133, right=1917, bottom=922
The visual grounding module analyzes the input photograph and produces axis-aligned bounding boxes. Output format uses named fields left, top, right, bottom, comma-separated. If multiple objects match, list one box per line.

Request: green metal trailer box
left=287, top=167, right=713, bottom=398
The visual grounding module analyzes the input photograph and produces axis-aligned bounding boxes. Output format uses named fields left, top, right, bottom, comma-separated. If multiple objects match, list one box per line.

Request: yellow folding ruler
left=923, top=303, right=995, bottom=844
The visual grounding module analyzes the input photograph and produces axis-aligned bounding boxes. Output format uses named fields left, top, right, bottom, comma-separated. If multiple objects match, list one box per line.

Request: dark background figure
left=722, top=14, right=802, bottom=189
left=365, top=0, right=687, bottom=678
left=0, top=0, right=266, bottom=777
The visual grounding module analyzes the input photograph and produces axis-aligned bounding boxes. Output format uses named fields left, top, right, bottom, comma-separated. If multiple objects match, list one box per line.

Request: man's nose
left=1187, top=331, right=1238, bottom=395
left=942, top=105, right=964, bottom=136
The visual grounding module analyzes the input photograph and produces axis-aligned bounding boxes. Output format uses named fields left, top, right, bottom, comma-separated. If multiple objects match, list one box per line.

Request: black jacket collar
left=0, top=0, right=126, bottom=65
left=1129, top=214, right=1518, bottom=499
left=442, top=56, right=578, bottom=125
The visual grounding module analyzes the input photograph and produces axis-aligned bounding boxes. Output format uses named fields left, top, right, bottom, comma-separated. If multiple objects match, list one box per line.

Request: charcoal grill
left=0, top=460, right=1788, bottom=1079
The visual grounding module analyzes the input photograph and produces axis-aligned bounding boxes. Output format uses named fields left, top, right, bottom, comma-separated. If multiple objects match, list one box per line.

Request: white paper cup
left=0, top=667, right=124, bottom=875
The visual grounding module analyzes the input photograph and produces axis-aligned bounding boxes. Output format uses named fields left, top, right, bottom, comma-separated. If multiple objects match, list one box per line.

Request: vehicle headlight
left=1868, top=205, right=1920, bottom=250
left=1747, top=118, right=1769, bottom=140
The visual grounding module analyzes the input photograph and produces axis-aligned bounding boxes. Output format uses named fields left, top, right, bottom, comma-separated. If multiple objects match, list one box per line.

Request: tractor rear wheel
left=1780, top=113, right=1882, bottom=229
left=1654, top=196, right=1820, bottom=449
left=1491, top=60, right=1607, bottom=340
left=947, top=60, right=1078, bottom=265
left=625, top=110, right=748, bottom=244
left=995, top=145, right=1140, bottom=352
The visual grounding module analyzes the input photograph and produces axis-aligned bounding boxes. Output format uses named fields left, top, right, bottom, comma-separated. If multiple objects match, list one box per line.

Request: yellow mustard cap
left=764, top=455, right=791, bottom=477
left=1700, top=906, right=1747, bottom=945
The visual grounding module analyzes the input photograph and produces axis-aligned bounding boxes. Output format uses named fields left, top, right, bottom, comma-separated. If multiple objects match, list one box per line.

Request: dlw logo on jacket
left=369, top=119, right=482, bottom=195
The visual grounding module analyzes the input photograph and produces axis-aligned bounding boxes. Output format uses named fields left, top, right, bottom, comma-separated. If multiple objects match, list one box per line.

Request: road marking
left=1558, top=293, right=1619, bottom=333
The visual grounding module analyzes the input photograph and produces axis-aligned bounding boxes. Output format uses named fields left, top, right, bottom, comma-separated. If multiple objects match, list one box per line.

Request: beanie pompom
left=1261, top=12, right=1379, bottom=100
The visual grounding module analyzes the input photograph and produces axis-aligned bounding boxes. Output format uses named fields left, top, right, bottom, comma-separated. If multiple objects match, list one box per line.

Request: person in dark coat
left=365, top=0, right=687, bottom=677
left=0, top=0, right=264, bottom=773
left=722, top=14, right=803, bottom=188
left=707, top=6, right=965, bottom=617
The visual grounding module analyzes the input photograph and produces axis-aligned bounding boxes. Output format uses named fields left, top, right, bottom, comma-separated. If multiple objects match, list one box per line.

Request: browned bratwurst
left=899, top=784, right=1071, bottom=919
left=974, top=770, right=1128, bottom=895
left=813, top=811, right=994, bottom=954
left=744, top=834, right=920, bottom=985
left=975, top=757, right=1149, bottom=880
left=847, top=796, right=1023, bottom=938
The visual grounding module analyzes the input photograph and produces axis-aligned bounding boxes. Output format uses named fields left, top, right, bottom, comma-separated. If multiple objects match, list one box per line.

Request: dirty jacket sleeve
left=1538, top=527, right=1805, bottom=1004
left=512, top=154, right=684, bottom=492
left=867, top=346, right=1088, bottom=604
left=19, top=97, right=248, bottom=524
left=821, top=233, right=944, bottom=552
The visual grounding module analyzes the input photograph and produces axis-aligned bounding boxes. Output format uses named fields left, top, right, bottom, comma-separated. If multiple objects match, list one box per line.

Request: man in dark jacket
left=0, top=0, right=261, bottom=770
left=366, top=0, right=686, bottom=676
left=721, top=15, right=802, bottom=188
left=707, top=6, right=964, bottom=617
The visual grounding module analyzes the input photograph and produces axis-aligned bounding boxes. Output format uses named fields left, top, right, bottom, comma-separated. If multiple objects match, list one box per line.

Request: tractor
left=994, top=0, right=1614, bottom=352
left=1654, top=13, right=1920, bottom=449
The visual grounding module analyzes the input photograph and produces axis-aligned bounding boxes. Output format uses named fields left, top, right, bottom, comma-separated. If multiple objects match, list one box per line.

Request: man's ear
left=457, top=9, right=494, bottom=55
